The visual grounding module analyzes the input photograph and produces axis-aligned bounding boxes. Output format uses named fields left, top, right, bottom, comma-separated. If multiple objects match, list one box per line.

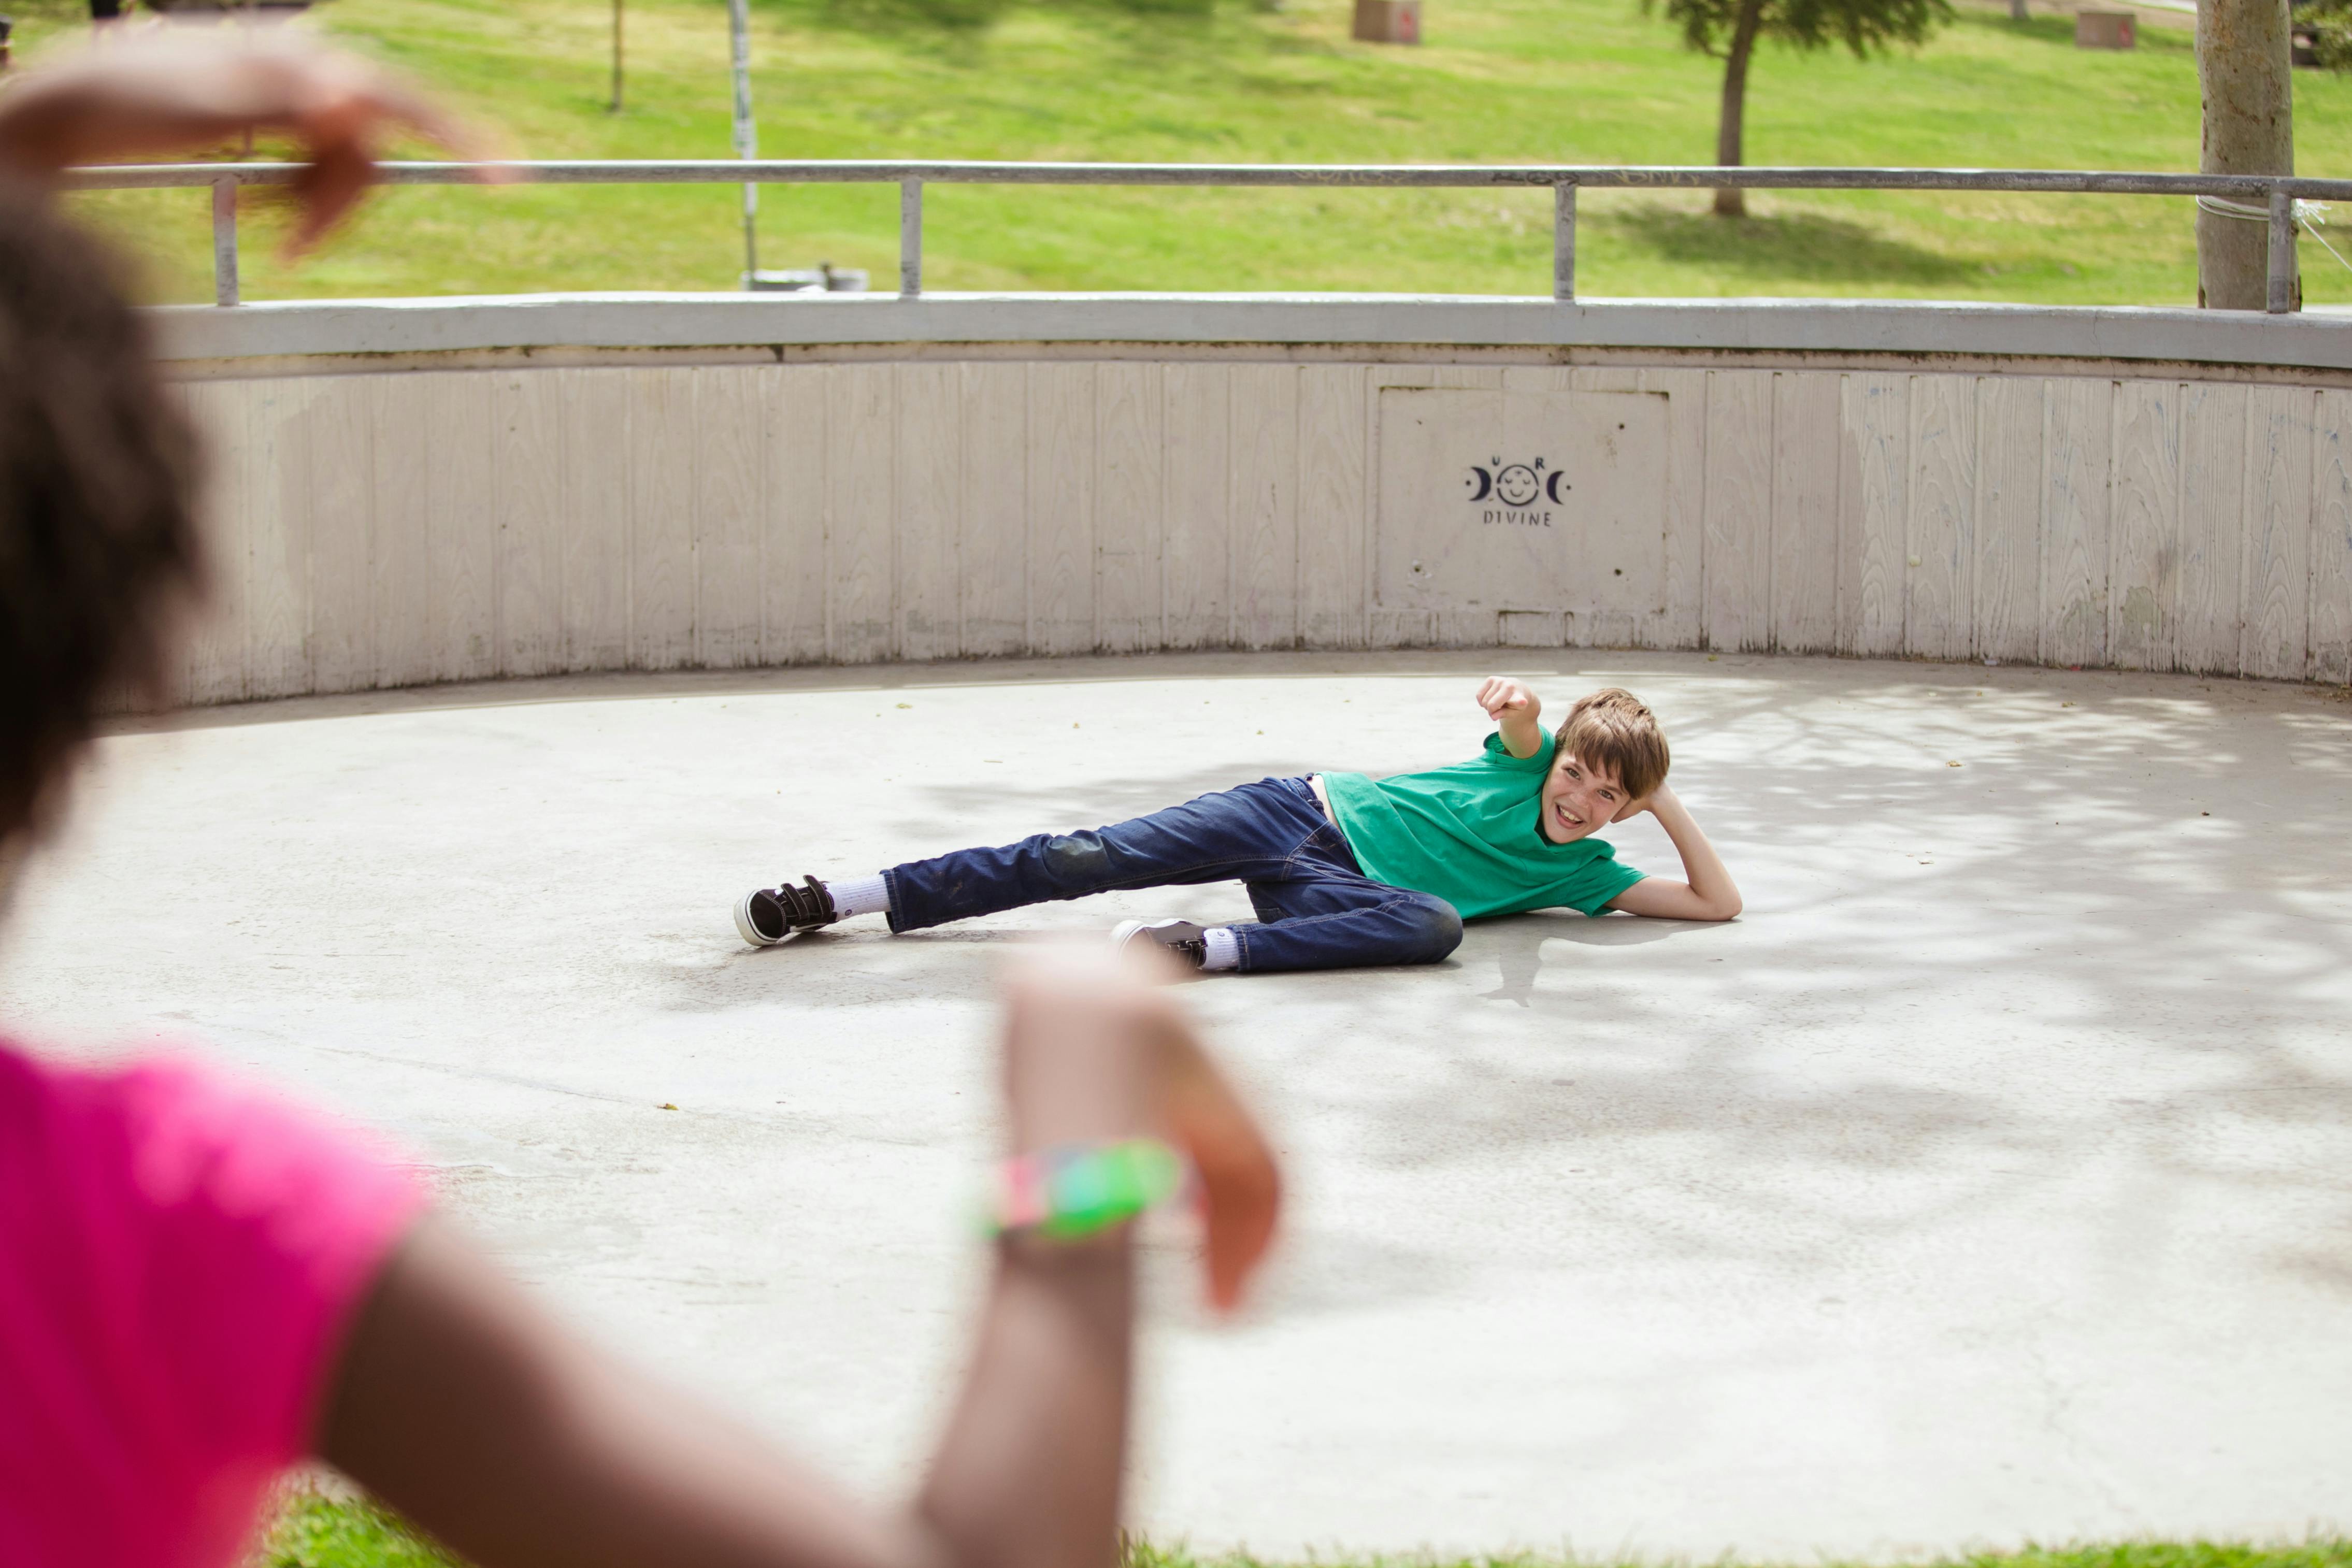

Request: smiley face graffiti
left=1465, top=456, right=1571, bottom=506
left=1495, top=464, right=1541, bottom=506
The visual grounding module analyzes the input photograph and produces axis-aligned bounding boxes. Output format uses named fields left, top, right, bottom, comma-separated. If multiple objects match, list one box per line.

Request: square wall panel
left=1374, top=386, right=1670, bottom=622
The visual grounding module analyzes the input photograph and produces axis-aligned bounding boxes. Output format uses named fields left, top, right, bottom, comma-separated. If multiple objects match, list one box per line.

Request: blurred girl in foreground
left=0, top=30, right=1283, bottom=1568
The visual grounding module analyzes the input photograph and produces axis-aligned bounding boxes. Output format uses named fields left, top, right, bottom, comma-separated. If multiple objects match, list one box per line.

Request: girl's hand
left=0, top=30, right=505, bottom=254
left=999, top=947, right=1280, bottom=1313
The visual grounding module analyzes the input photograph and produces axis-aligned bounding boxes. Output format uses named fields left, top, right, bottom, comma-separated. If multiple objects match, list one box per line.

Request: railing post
left=2267, top=184, right=2296, bottom=314
left=900, top=178, right=922, bottom=298
left=211, top=176, right=239, bottom=307
left=1553, top=182, right=1575, bottom=303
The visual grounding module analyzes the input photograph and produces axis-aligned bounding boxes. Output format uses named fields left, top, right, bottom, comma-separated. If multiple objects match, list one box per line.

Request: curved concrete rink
left=5, top=649, right=2350, bottom=1560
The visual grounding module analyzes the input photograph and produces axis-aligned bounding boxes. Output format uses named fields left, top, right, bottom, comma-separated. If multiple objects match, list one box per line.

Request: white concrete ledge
left=148, top=290, right=2352, bottom=371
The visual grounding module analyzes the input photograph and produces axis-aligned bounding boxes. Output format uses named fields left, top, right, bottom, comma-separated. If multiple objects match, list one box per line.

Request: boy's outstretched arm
left=1605, top=784, right=1742, bottom=922
left=1476, top=677, right=1548, bottom=759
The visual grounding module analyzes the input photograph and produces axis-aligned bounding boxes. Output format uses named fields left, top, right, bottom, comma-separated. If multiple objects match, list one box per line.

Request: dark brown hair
left=1555, top=687, right=1670, bottom=801
left=0, top=179, right=204, bottom=843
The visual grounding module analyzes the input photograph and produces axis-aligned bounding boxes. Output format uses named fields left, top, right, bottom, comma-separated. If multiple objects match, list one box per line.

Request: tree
left=2307, top=0, right=2352, bottom=63
left=2195, top=0, right=2294, bottom=309
left=1645, top=0, right=1953, bottom=217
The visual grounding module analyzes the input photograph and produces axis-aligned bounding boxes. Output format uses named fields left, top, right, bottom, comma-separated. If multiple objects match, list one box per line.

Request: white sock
left=825, top=872, right=892, bottom=920
left=1200, top=926, right=1242, bottom=972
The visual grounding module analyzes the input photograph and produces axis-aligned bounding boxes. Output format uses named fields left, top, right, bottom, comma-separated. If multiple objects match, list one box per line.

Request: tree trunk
left=2009, top=0, right=2026, bottom=20
left=2197, top=0, right=2296, bottom=309
left=1713, top=0, right=1767, bottom=218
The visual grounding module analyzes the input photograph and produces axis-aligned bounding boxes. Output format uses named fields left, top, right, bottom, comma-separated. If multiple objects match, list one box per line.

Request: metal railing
left=66, top=159, right=2352, bottom=314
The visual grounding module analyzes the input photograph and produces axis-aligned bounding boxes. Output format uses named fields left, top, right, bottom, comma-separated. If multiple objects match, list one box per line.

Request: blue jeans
left=884, top=777, right=1464, bottom=973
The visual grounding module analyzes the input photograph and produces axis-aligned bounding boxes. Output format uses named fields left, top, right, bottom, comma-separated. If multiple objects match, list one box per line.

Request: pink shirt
left=0, top=1043, right=424, bottom=1568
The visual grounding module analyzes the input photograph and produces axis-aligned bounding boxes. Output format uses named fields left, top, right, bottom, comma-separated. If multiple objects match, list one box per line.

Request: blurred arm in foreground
left=0, top=27, right=496, bottom=251
left=324, top=947, right=1282, bottom=1568
left=0, top=29, right=1279, bottom=1568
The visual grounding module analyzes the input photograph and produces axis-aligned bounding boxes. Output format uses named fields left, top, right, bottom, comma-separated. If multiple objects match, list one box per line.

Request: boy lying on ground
left=734, top=678, right=1742, bottom=972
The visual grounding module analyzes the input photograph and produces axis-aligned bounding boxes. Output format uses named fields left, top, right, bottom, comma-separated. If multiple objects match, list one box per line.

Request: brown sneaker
left=733, top=876, right=840, bottom=946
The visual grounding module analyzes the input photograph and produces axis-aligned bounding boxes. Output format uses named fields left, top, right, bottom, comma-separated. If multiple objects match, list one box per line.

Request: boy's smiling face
left=1539, top=749, right=1627, bottom=844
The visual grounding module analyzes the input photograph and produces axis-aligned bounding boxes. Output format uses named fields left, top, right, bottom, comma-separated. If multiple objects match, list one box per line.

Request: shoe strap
left=776, top=876, right=838, bottom=930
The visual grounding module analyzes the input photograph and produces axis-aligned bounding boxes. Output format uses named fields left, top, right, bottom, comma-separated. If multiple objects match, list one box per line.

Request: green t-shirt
left=1321, top=734, right=1646, bottom=920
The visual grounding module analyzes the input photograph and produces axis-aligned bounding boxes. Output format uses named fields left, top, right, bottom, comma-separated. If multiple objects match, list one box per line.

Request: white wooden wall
left=168, top=359, right=2352, bottom=704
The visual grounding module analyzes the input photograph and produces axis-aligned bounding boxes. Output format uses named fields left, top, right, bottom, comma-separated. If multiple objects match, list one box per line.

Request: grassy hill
left=20, top=0, right=2352, bottom=304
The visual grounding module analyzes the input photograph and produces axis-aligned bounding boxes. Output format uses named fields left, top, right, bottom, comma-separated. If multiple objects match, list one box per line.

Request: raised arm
left=320, top=950, right=1280, bottom=1568
left=1604, top=783, right=1742, bottom=922
left=1475, top=677, right=1547, bottom=760
left=0, top=31, right=495, bottom=253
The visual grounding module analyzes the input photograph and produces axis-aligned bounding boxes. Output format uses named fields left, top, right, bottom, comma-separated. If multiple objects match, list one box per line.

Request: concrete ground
left=6, top=650, right=2351, bottom=1561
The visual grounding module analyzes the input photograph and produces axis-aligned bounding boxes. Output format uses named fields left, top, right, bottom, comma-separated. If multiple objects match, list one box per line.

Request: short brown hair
left=0, top=180, right=204, bottom=844
left=1554, top=687, right=1669, bottom=801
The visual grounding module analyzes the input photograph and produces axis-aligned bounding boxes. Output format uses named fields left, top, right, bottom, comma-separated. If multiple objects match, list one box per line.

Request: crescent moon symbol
left=1546, top=470, right=1569, bottom=504
left=1466, top=467, right=1493, bottom=502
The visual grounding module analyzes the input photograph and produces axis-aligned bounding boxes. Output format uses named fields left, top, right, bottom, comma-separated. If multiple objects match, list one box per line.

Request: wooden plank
left=1093, top=362, right=1162, bottom=653
left=692, top=366, right=768, bottom=670
left=2107, top=380, right=2180, bottom=671
left=1905, top=374, right=1975, bottom=663
left=1971, top=376, right=2043, bottom=666
left=562, top=369, right=632, bottom=673
left=1638, top=367, right=1708, bottom=651
left=180, top=381, right=249, bottom=703
left=305, top=375, right=377, bottom=694
left=1498, top=609, right=1565, bottom=649
left=425, top=372, right=498, bottom=683
left=1769, top=371, right=1840, bottom=653
left=2176, top=380, right=2248, bottom=674
left=369, top=375, right=435, bottom=689
left=764, top=365, right=826, bottom=666
left=1701, top=369, right=1773, bottom=653
left=895, top=361, right=962, bottom=663
left=1161, top=363, right=1229, bottom=650
left=1503, top=367, right=1574, bottom=395
left=627, top=367, right=697, bottom=671
left=959, top=362, right=1028, bottom=658
left=1366, top=365, right=1438, bottom=650
left=2239, top=385, right=2314, bottom=681
left=1839, top=373, right=1908, bottom=657
left=1569, top=366, right=1644, bottom=395
left=825, top=364, right=897, bottom=663
left=2313, top=390, right=2352, bottom=683
left=242, top=379, right=311, bottom=699
left=492, top=368, right=565, bottom=678
left=2040, top=376, right=2112, bottom=670
left=1504, top=368, right=1582, bottom=640
left=1229, top=363, right=1299, bottom=650
left=1028, top=363, right=1096, bottom=656
left=1296, top=364, right=1368, bottom=649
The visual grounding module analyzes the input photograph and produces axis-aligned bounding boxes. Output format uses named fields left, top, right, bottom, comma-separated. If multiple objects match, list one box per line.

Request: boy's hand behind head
left=1609, top=780, right=1675, bottom=824
left=1475, top=676, right=1538, bottom=722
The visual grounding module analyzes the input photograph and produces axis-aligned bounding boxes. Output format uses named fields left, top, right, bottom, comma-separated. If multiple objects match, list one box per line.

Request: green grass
left=23, top=0, right=2352, bottom=304
left=252, top=1488, right=465, bottom=1568
left=246, top=1497, right=2352, bottom=1568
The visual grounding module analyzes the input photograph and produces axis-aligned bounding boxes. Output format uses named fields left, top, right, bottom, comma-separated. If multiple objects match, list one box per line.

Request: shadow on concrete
left=673, top=659, right=2352, bottom=1304
left=1253, top=668, right=2352, bottom=1293
left=174, top=648, right=2352, bottom=1302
